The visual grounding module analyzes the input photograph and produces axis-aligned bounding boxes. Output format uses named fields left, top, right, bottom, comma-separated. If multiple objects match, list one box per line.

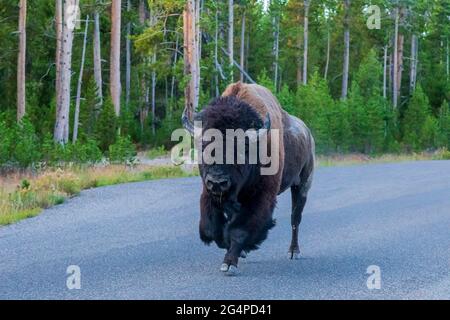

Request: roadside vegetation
left=2, top=147, right=449, bottom=226
left=0, top=163, right=197, bottom=226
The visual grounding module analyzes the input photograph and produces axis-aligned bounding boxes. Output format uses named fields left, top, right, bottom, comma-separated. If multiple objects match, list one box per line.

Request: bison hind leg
left=288, top=183, right=309, bottom=260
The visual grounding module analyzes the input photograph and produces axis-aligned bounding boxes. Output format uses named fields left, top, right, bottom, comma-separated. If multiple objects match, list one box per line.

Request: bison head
left=183, top=96, right=270, bottom=202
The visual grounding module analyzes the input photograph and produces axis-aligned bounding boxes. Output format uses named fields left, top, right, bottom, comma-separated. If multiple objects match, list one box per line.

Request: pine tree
left=438, top=100, right=450, bottom=148
left=348, top=49, right=385, bottom=153
left=95, top=97, right=118, bottom=152
left=79, top=78, right=102, bottom=140
left=402, top=85, right=432, bottom=151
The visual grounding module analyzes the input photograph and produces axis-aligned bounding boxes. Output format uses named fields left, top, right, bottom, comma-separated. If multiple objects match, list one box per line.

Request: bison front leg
left=220, top=193, right=276, bottom=276
left=199, top=191, right=227, bottom=248
left=220, top=228, right=248, bottom=276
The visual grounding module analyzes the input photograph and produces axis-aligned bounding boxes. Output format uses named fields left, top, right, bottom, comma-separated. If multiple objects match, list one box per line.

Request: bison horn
left=182, top=108, right=202, bottom=136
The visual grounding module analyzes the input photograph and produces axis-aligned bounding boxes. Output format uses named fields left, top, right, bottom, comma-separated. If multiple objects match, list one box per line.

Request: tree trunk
left=296, top=31, right=302, bottom=86
left=228, top=0, right=234, bottom=81
left=54, top=0, right=77, bottom=144
left=383, top=45, right=388, bottom=99
left=446, top=37, right=450, bottom=80
left=17, top=0, right=27, bottom=122
left=341, top=0, right=350, bottom=99
left=324, top=30, right=330, bottom=80
left=409, top=34, right=418, bottom=95
left=151, top=53, right=156, bottom=135
left=93, top=11, right=103, bottom=108
left=273, top=15, right=280, bottom=89
left=110, top=0, right=122, bottom=116
left=447, top=37, right=449, bottom=80
left=240, top=10, right=246, bottom=83
left=73, top=16, right=89, bottom=143
left=303, top=0, right=310, bottom=85
left=214, top=10, right=221, bottom=97
left=55, top=0, right=63, bottom=113
left=139, top=0, right=148, bottom=132
left=397, top=31, right=404, bottom=103
left=125, top=0, right=132, bottom=108
left=393, top=7, right=399, bottom=108
left=171, top=33, right=179, bottom=102
left=183, top=0, right=200, bottom=120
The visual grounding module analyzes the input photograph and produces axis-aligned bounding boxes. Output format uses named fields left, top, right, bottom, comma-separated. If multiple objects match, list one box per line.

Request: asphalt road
left=1, top=161, right=450, bottom=300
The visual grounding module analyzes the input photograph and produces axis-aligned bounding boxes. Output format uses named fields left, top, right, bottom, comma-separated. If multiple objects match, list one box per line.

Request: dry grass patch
left=0, top=165, right=198, bottom=226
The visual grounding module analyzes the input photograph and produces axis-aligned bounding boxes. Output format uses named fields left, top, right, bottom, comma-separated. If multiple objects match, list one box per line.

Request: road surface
left=1, top=161, right=450, bottom=300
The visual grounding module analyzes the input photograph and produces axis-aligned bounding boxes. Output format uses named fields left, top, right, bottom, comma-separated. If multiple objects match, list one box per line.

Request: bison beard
left=185, top=82, right=315, bottom=275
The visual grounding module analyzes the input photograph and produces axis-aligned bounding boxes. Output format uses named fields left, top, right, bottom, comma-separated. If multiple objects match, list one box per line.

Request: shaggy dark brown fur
left=196, top=82, right=315, bottom=272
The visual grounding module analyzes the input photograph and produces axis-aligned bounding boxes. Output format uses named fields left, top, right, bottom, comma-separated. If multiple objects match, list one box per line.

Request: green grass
left=317, top=149, right=450, bottom=167
left=0, top=208, right=42, bottom=226
left=147, top=146, right=168, bottom=160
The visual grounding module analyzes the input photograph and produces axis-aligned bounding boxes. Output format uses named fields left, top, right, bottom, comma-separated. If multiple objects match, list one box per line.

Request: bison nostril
left=219, top=180, right=231, bottom=190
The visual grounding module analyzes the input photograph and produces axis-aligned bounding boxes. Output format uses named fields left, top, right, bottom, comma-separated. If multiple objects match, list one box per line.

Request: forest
left=1, top=0, right=450, bottom=170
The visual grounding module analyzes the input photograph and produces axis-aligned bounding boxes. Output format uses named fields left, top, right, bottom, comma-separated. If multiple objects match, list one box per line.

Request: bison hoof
left=288, top=251, right=300, bottom=260
left=220, top=263, right=239, bottom=276
left=240, top=251, right=247, bottom=259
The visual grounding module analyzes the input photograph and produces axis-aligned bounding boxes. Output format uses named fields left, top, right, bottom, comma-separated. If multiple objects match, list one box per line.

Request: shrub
left=402, top=85, right=432, bottom=151
left=438, top=101, right=450, bottom=148
left=71, top=139, right=103, bottom=164
left=12, top=118, right=41, bottom=168
left=109, top=135, right=137, bottom=164
left=148, top=146, right=167, bottom=159
left=0, top=119, right=14, bottom=166
left=95, top=97, right=118, bottom=152
left=420, top=116, right=440, bottom=150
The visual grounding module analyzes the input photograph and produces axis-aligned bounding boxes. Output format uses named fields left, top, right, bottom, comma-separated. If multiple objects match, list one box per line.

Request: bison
left=182, top=82, right=315, bottom=275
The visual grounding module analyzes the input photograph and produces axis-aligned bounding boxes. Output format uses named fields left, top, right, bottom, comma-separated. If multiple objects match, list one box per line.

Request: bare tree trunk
left=341, top=0, right=350, bottom=99
left=393, top=7, right=399, bottom=108
left=93, top=11, right=103, bottom=108
left=151, top=53, right=156, bottom=135
left=214, top=10, right=221, bottom=97
left=183, top=0, right=200, bottom=120
left=110, top=0, right=122, bottom=116
left=228, top=0, right=234, bottom=81
left=17, top=0, right=27, bottom=122
left=240, top=9, right=246, bottom=83
left=197, top=0, right=203, bottom=65
left=447, top=37, right=449, bottom=80
left=296, top=31, right=302, bottom=86
left=55, top=0, right=63, bottom=112
left=409, top=34, right=418, bottom=95
left=273, top=15, right=280, bottom=89
left=389, top=51, right=393, bottom=99
left=73, top=16, right=89, bottom=143
left=383, top=45, right=388, bottom=99
left=397, top=31, right=404, bottom=103
left=171, top=33, right=179, bottom=101
left=139, top=0, right=148, bottom=132
left=303, top=0, right=310, bottom=85
left=246, top=22, right=250, bottom=79
left=54, top=0, right=77, bottom=144
left=324, top=30, right=330, bottom=80
left=125, top=0, right=131, bottom=108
